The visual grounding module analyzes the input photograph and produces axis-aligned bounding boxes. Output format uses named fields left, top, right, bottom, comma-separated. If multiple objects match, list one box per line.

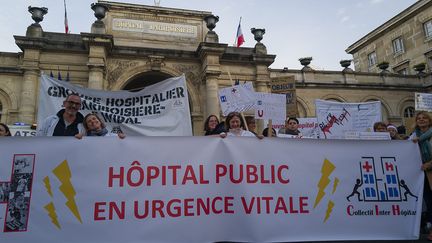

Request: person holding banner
left=373, top=122, right=388, bottom=132
left=411, top=111, right=432, bottom=239
left=279, top=117, right=301, bottom=136
left=204, top=115, right=220, bottom=136
left=263, top=127, right=277, bottom=137
left=36, top=94, right=84, bottom=136
left=245, top=116, right=257, bottom=135
left=387, top=124, right=402, bottom=140
left=220, top=112, right=262, bottom=138
left=0, top=123, right=11, bottom=136
left=76, top=113, right=125, bottom=138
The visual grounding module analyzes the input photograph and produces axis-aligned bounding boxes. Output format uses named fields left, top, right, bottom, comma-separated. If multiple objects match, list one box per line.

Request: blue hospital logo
left=220, top=96, right=227, bottom=102
left=346, top=157, right=418, bottom=202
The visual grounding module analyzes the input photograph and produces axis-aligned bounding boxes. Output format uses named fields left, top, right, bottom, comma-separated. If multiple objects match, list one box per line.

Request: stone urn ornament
left=413, top=63, right=426, bottom=73
left=251, top=28, right=265, bottom=43
left=340, top=59, right=352, bottom=68
left=204, top=15, right=219, bottom=32
left=91, top=3, right=108, bottom=21
left=377, top=61, right=389, bottom=71
left=299, top=57, right=312, bottom=67
left=28, top=6, right=48, bottom=25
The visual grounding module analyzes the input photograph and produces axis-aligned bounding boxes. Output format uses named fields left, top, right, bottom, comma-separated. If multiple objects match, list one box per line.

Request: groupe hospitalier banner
left=0, top=137, right=423, bottom=242
left=38, top=74, right=193, bottom=136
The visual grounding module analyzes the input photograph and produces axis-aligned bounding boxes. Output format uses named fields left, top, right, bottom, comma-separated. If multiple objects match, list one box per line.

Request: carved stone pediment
left=107, top=59, right=140, bottom=86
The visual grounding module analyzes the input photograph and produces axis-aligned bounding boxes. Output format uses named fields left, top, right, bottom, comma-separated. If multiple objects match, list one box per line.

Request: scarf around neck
left=87, top=127, right=109, bottom=137
left=416, top=127, right=432, bottom=163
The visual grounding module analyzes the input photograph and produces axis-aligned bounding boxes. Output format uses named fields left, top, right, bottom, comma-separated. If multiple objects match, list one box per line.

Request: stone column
left=19, top=48, right=42, bottom=124
left=88, top=65, right=105, bottom=90
left=191, top=112, right=204, bottom=135
left=19, top=68, right=39, bottom=123
left=82, top=33, right=113, bottom=90
left=205, top=74, right=220, bottom=117
left=197, top=43, right=227, bottom=119
left=253, top=43, right=276, bottom=134
left=15, top=9, right=45, bottom=123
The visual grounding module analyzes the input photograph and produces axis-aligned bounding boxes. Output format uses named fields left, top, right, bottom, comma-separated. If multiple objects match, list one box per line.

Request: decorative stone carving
left=147, top=55, right=165, bottom=71
left=107, top=60, right=140, bottom=86
left=172, top=64, right=200, bottom=85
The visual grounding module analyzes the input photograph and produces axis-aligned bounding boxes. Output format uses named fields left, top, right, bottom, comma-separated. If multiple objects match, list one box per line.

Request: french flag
left=235, top=17, right=244, bottom=47
left=64, top=0, right=69, bottom=34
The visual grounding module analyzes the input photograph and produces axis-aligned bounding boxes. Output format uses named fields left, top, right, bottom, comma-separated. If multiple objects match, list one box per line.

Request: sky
left=0, top=0, right=418, bottom=70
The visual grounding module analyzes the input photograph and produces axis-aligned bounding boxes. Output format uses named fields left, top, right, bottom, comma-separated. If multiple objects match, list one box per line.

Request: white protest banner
left=0, top=137, right=422, bottom=242
left=254, top=92, right=286, bottom=120
left=38, top=74, right=192, bottom=136
left=345, top=131, right=391, bottom=140
left=219, top=82, right=256, bottom=116
left=415, top=92, right=432, bottom=112
left=298, top=117, right=320, bottom=138
left=315, top=99, right=382, bottom=139
left=9, top=126, right=36, bottom=137
left=264, top=119, right=284, bottom=130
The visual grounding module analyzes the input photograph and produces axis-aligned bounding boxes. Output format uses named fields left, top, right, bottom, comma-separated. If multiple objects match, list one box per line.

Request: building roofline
left=346, top=0, right=432, bottom=54
left=98, top=0, right=212, bottom=17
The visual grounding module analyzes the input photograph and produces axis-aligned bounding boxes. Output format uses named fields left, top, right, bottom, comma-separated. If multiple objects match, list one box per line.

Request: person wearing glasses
left=36, top=94, right=84, bottom=136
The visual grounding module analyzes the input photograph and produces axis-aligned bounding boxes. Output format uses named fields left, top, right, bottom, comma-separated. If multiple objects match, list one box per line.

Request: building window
left=403, top=106, right=415, bottom=118
left=368, top=52, right=377, bottom=67
left=392, top=37, right=405, bottom=54
left=424, top=20, right=432, bottom=39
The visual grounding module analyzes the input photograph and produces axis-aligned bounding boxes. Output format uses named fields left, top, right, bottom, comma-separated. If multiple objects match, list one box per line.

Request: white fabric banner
left=345, top=131, right=391, bottom=140
left=0, top=137, right=423, bottom=242
left=218, top=82, right=256, bottom=116
left=315, top=99, right=382, bottom=139
left=254, top=92, right=286, bottom=120
left=37, top=74, right=192, bottom=136
left=8, top=126, right=36, bottom=137
left=415, top=92, right=432, bottom=112
left=298, top=117, right=320, bottom=138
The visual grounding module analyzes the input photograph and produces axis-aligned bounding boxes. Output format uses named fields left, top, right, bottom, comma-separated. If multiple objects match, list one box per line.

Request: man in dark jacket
left=36, top=94, right=84, bottom=136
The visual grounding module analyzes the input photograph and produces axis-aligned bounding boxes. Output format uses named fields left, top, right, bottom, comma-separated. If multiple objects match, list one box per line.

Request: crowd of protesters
left=1, top=94, right=432, bottom=238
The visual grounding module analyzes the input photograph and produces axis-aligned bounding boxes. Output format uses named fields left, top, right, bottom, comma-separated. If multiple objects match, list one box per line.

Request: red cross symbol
left=385, top=162, right=394, bottom=171
left=362, top=161, right=373, bottom=172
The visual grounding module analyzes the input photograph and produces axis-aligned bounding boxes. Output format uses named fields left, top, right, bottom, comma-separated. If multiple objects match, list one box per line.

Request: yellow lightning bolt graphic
left=44, top=202, right=61, bottom=229
left=313, top=158, right=335, bottom=208
left=324, top=200, right=334, bottom=222
left=43, top=176, right=53, bottom=198
left=52, top=160, right=82, bottom=223
left=332, top=178, right=340, bottom=194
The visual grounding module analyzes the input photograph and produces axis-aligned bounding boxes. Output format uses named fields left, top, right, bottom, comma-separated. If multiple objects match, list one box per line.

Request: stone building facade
left=0, top=1, right=429, bottom=135
left=346, top=0, right=432, bottom=74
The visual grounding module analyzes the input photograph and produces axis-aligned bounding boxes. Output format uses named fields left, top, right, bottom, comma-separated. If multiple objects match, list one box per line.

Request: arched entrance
left=122, top=71, right=172, bottom=91
left=121, top=70, right=202, bottom=135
